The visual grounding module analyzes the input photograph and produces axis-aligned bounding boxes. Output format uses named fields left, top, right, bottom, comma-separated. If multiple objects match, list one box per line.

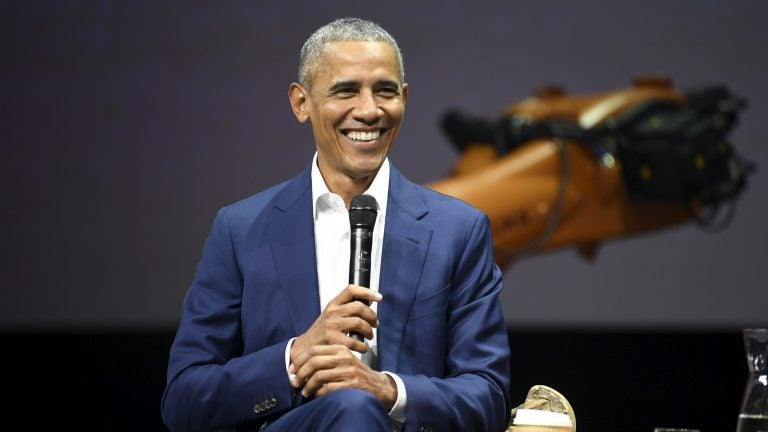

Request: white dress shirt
left=285, top=154, right=406, bottom=427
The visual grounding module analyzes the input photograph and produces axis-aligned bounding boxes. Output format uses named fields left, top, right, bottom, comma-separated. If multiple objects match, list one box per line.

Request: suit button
left=419, top=427, right=433, bottom=432
left=253, top=402, right=263, bottom=413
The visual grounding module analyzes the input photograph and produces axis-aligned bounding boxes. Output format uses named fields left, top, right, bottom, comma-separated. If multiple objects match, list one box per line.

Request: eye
left=331, top=87, right=357, bottom=98
left=377, top=87, right=400, bottom=98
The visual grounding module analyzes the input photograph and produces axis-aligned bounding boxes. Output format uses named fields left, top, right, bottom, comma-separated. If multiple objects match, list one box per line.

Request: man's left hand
left=289, top=344, right=397, bottom=409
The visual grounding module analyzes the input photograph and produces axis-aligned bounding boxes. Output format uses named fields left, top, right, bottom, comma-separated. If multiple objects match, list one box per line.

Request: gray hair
left=298, top=17, right=404, bottom=88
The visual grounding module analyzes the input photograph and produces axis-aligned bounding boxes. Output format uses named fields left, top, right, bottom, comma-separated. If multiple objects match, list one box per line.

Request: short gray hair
left=298, top=17, right=404, bottom=88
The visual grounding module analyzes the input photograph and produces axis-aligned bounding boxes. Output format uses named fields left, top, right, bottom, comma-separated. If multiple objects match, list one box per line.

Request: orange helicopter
left=427, top=75, right=753, bottom=269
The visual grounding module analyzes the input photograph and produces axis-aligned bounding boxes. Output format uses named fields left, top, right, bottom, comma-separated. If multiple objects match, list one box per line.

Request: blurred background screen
left=1, top=0, right=766, bottom=331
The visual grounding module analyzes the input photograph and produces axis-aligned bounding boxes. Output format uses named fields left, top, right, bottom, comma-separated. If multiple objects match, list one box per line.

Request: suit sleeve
left=401, top=212, right=512, bottom=432
left=161, top=208, right=293, bottom=432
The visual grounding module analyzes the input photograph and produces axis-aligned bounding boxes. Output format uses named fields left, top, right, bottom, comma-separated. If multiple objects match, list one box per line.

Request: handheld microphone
left=348, top=194, right=378, bottom=342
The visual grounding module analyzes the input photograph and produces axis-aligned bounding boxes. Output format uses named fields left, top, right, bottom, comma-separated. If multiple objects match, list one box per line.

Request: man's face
left=290, top=41, right=408, bottom=184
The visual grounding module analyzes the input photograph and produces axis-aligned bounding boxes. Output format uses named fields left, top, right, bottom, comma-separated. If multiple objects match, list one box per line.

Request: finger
left=348, top=285, right=383, bottom=302
left=340, top=333, right=369, bottom=354
left=301, top=354, right=361, bottom=397
left=315, top=380, right=339, bottom=398
left=291, top=327, right=367, bottom=370
left=295, top=304, right=371, bottom=345
left=302, top=365, right=350, bottom=397
left=291, top=344, right=358, bottom=388
left=291, top=344, right=335, bottom=372
left=319, top=304, right=378, bottom=340
left=342, top=316, right=375, bottom=342
left=331, top=301, right=379, bottom=328
left=311, top=361, right=381, bottom=398
left=295, top=348, right=356, bottom=396
left=294, top=351, right=337, bottom=385
left=347, top=300, right=380, bottom=322
left=304, top=318, right=369, bottom=352
left=347, top=285, right=384, bottom=303
left=329, top=285, right=383, bottom=305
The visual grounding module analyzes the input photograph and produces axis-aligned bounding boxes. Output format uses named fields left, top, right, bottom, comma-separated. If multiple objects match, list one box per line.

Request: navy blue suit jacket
left=162, top=163, right=511, bottom=431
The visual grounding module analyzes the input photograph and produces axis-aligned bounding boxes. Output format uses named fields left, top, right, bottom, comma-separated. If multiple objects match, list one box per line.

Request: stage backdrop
left=1, top=0, right=766, bottom=330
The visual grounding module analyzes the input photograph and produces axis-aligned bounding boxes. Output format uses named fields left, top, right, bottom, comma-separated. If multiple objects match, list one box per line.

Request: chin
left=348, top=155, right=385, bottom=173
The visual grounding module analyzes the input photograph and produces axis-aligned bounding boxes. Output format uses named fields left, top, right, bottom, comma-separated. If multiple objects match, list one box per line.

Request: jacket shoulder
left=389, top=164, right=485, bottom=225
left=214, top=179, right=292, bottom=236
left=412, top=181, right=487, bottom=227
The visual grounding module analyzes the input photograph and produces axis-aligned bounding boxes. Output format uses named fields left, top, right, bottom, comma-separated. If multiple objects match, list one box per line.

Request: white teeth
left=346, top=130, right=380, bottom=141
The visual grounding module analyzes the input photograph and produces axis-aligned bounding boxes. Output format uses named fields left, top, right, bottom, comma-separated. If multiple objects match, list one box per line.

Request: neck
left=320, top=169, right=376, bottom=208
left=324, top=173, right=374, bottom=208
left=315, top=155, right=382, bottom=208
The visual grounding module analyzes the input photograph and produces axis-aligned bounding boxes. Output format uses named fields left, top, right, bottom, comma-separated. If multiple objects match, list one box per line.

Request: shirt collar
left=311, top=152, right=390, bottom=221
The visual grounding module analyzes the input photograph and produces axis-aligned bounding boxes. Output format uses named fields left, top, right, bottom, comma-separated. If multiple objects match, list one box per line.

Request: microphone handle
left=349, top=227, right=373, bottom=288
left=348, top=226, right=373, bottom=342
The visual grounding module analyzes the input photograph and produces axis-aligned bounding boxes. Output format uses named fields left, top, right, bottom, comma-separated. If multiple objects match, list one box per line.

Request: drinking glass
left=736, top=328, right=768, bottom=432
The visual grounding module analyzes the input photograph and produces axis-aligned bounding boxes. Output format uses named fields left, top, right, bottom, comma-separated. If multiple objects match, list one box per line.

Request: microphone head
left=349, top=195, right=378, bottom=229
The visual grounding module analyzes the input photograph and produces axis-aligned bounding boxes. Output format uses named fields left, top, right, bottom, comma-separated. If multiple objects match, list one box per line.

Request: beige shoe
left=508, top=385, right=576, bottom=432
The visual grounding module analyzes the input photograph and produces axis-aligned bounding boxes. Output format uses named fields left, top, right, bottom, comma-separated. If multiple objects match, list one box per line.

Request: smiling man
left=288, top=38, right=406, bottom=206
left=162, top=18, right=511, bottom=432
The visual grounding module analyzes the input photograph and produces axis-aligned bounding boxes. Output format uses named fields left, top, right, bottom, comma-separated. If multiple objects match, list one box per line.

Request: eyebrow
left=327, top=79, right=400, bottom=92
left=375, top=80, right=400, bottom=91
left=375, top=79, right=400, bottom=89
left=327, top=81, right=357, bottom=92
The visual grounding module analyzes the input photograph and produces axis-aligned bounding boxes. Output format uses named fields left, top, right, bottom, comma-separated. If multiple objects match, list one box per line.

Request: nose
left=352, top=90, right=380, bottom=125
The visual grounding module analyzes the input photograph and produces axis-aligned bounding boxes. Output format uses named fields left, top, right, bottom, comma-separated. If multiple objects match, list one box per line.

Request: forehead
left=312, top=41, right=400, bottom=85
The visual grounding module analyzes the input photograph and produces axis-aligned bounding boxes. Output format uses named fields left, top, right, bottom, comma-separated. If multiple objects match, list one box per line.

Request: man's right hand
left=290, top=285, right=381, bottom=362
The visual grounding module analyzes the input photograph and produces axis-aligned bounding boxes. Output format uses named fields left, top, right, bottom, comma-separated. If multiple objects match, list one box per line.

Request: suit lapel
left=267, top=166, right=321, bottom=335
left=378, top=166, right=432, bottom=372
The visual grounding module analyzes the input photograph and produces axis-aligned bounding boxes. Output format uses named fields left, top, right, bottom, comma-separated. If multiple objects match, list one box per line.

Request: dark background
left=1, top=1, right=765, bottom=430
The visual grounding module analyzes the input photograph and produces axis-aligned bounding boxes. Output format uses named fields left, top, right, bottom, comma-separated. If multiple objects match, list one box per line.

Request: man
left=162, top=17, right=511, bottom=432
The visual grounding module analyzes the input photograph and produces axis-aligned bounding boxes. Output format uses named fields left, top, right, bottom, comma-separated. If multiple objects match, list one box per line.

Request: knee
left=322, top=388, right=386, bottom=413
left=318, top=389, right=389, bottom=429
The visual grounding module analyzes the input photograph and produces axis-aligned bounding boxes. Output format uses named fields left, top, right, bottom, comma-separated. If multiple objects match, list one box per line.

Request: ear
left=401, top=82, right=409, bottom=105
left=288, top=82, right=310, bottom=123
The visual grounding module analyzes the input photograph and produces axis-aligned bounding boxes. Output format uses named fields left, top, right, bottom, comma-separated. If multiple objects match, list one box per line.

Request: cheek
left=384, top=103, right=405, bottom=121
left=320, top=103, right=348, bottom=122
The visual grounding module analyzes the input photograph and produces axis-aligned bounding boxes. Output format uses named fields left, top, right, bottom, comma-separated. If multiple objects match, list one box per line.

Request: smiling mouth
left=343, top=129, right=384, bottom=142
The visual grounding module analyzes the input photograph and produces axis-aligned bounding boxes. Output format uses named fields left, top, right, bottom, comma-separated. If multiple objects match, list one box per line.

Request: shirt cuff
left=382, top=371, right=407, bottom=427
left=285, top=337, right=297, bottom=383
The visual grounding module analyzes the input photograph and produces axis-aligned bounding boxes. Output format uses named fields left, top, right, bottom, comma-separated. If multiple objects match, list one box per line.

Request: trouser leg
left=265, top=388, right=390, bottom=431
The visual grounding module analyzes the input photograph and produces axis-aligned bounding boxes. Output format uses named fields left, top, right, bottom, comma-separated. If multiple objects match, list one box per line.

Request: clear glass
left=736, top=328, right=768, bottom=432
